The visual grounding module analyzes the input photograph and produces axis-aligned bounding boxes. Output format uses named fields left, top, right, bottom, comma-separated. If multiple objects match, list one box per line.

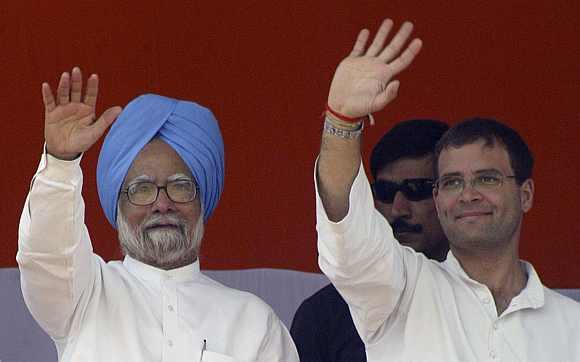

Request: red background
left=1, top=1, right=579, bottom=287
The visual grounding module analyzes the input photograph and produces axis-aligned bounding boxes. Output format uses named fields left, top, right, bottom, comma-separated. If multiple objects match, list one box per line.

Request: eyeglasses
left=122, top=180, right=198, bottom=206
left=372, top=178, right=434, bottom=203
left=434, top=171, right=516, bottom=195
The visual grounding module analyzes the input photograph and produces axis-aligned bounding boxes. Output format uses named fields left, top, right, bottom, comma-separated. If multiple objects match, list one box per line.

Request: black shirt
left=290, top=283, right=366, bottom=362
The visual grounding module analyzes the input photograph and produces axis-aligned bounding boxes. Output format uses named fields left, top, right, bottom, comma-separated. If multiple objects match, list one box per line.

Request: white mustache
left=143, top=214, right=183, bottom=229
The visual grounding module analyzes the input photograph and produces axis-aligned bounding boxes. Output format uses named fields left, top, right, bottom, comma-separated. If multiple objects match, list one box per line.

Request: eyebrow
left=127, top=173, right=192, bottom=186
left=129, top=175, right=154, bottom=184
left=473, top=168, right=503, bottom=175
left=440, top=168, right=503, bottom=178
left=167, top=173, right=192, bottom=182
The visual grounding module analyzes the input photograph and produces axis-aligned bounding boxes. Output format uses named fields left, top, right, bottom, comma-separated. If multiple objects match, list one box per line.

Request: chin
left=153, top=252, right=198, bottom=270
left=117, top=210, right=204, bottom=270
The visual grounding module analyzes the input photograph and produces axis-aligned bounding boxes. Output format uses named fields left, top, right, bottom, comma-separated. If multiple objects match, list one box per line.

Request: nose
left=458, top=181, right=483, bottom=203
left=151, top=188, right=177, bottom=213
left=391, top=191, right=411, bottom=219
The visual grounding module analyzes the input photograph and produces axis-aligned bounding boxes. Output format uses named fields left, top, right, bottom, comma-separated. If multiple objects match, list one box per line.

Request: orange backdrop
left=1, top=0, right=579, bottom=288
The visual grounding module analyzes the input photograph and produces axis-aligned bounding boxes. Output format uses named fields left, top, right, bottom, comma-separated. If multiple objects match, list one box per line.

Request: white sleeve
left=17, top=150, right=96, bottom=340
left=315, top=161, right=410, bottom=343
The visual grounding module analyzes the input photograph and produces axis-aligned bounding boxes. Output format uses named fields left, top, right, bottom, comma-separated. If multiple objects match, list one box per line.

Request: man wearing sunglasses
left=315, top=18, right=580, bottom=362
left=17, top=68, right=298, bottom=362
left=291, top=119, right=449, bottom=361
left=369, top=119, right=449, bottom=262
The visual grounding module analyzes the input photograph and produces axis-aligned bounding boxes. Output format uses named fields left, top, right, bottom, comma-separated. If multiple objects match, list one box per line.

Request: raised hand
left=327, top=19, right=423, bottom=119
left=43, top=67, right=122, bottom=160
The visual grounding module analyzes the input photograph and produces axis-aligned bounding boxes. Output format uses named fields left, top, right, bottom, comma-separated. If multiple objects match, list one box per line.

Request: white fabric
left=2, top=267, right=580, bottom=362
left=17, top=151, right=298, bottom=362
left=316, top=162, right=580, bottom=362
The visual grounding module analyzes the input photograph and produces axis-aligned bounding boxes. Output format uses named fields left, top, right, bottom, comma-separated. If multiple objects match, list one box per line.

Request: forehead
left=124, top=139, right=192, bottom=183
left=376, top=155, right=434, bottom=182
left=437, top=140, right=512, bottom=176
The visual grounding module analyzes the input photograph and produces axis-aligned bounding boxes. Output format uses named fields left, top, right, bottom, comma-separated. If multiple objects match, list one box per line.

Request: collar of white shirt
left=443, top=251, right=545, bottom=312
left=123, top=255, right=201, bottom=284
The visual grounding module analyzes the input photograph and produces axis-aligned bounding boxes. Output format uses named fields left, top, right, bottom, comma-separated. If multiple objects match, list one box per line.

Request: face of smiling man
left=117, top=138, right=204, bottom=270
left=434, top=140, right=534, bottom=254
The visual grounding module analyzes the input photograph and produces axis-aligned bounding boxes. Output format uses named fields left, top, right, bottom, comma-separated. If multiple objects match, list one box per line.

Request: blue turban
left=96, top=94, right=225, bottom=228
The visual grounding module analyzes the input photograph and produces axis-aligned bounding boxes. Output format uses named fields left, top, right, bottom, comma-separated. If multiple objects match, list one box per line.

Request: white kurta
left=17, top=151, right=298, bottom=362
left=316, top=162, right=580, bottom=362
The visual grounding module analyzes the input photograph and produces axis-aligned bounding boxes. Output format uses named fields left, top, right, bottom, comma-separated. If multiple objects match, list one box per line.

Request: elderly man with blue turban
left=17, top=67, right=298, bottom=362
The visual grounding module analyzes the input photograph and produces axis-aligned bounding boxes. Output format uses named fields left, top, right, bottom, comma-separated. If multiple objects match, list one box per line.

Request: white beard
left=117, top=207, right=204, bottom=270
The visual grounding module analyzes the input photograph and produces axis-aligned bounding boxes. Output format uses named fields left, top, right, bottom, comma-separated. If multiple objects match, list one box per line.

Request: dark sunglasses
left=372, top=178, right=434, bottom=203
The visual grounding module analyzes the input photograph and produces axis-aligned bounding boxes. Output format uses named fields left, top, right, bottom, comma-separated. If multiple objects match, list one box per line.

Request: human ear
left=520, top=179, right=534, bottom=213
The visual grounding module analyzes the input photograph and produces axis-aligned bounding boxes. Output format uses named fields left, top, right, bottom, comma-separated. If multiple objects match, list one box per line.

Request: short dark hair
left=434, top=117, right=534, bottom=184
left=370, top=119, right=449, bottom=180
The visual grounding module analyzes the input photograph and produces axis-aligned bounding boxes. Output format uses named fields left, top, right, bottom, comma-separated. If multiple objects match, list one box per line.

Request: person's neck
left=451, top=241, right=527, bottom=315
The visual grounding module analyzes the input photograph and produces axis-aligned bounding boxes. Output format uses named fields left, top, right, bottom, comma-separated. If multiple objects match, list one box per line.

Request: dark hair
left=434, top=117, right=534, bottom=184
left=370, top=119, right=449, bottom=180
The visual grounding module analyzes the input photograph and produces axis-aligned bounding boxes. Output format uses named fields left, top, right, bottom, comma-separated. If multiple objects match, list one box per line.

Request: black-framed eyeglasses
left=122, top=180, right=198, bottom=206
left=434, top=171, right=516, bottom=195
left=371, top=178, right=434, bottom=203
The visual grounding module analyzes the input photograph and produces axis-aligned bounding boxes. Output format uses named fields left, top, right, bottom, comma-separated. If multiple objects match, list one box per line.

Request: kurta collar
left=123, top=255, right=201, bottom=284
left=443, top=251, right=545, bottom=310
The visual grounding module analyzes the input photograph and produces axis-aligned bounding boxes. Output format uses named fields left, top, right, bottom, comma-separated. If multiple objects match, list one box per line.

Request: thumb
left=372, top=80, right=400, bottom=111
left=92, top=106, right=123, bottom=135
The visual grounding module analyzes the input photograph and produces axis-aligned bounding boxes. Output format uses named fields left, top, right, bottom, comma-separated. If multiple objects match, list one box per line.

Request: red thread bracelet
left=325, top=104, right=364, bottom=123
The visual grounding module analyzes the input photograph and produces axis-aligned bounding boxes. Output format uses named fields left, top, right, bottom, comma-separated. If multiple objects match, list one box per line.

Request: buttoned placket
left=162, top=278, right=180, bottom=361
left=483, top=290, right=531, bottom=361
left=488, top=317, right=501, bottom=361
left=473, top=287, right=502, bottom=361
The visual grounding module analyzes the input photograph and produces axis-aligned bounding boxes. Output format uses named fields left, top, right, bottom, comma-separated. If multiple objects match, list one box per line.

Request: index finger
left=387, top=38, right=423, bottom=76
left=83, top=74, right=99, bottom=111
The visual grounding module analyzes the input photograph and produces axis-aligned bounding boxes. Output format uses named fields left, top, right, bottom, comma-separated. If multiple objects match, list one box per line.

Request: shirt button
left=493, top=322, right=499, bottom=330
left=168, top=305, right=174, bottom=312
left=482, top=297, right=491, bottom=304
left=490, top=350, right=496, bottom=359
left=167, top=340, right=173, bottom=347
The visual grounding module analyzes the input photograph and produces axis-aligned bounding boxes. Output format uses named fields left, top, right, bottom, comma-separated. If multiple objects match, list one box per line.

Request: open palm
left=43, top=67, right=122, bottom=160
left=327, top=19, right=423, bottom=119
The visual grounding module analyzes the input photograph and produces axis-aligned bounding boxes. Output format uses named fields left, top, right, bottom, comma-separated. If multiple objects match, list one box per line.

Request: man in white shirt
left=291, top=119, right=450, bottom=362
left=17, top=67, right=298, bottom=362
left=315, top=18, right=580, bottom=361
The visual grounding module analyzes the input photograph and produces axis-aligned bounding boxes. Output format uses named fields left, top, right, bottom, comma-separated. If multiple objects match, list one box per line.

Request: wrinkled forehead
left=437, top=140, right=512, bottom=176
left=123, top=139, right=195, bottom=187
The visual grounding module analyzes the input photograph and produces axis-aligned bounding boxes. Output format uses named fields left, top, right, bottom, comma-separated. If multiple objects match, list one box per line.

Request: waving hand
left=327, top=19, right=422, bottom=119
left=43, top=67, right=122, bottom=160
